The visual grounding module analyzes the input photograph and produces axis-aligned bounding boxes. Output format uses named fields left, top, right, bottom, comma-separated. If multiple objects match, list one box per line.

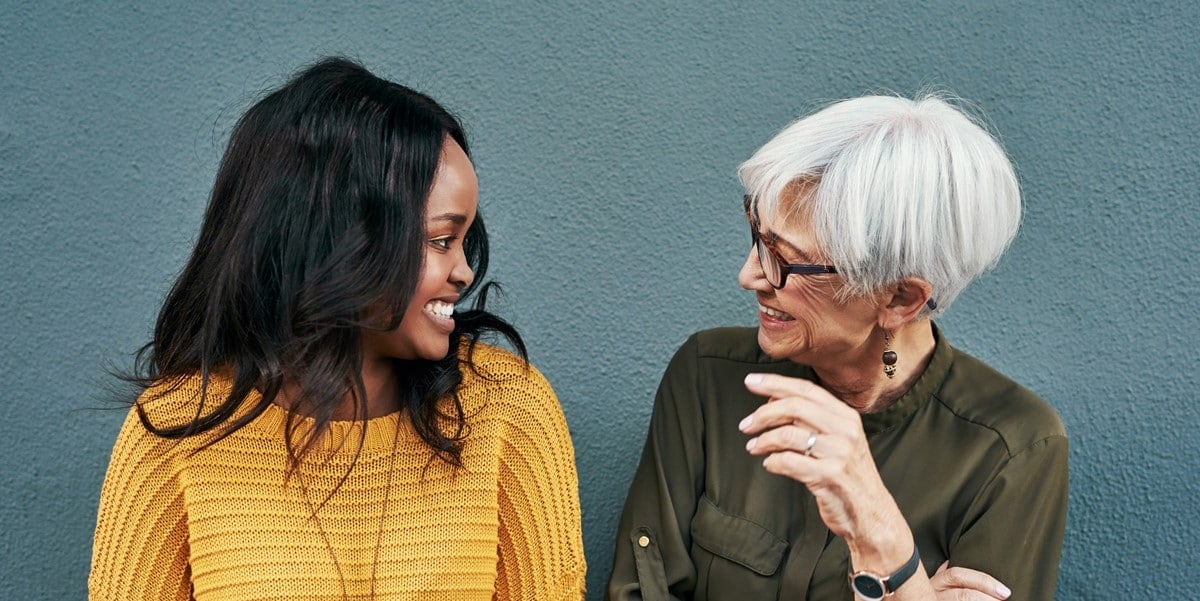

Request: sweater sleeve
left=89, top=406, right=192, bottom=601
left=490, top=362, right=587, bottom=600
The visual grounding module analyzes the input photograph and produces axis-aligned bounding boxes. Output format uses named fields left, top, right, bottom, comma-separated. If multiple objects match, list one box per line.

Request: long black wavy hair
left=127, top=57, right=524, bottom=468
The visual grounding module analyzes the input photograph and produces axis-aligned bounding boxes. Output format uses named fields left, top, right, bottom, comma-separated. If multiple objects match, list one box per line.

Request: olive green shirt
left=607, top=326, right=1068, bottom=600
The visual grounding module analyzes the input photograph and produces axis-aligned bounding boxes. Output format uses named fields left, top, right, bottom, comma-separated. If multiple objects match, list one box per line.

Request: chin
left=756, top=329, right=786, bottom=359
left=416, top=344, right=451, bottom=361
left=756, top=328, right=808, bottom=362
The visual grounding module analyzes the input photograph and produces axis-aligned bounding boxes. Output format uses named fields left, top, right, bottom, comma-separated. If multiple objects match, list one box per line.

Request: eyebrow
left=765, top=229, right=818, bottom=263
left=429, top=212, right=468, bottom=225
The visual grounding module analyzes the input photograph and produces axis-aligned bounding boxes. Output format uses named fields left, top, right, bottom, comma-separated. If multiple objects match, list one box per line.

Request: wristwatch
left=849, top=545, right=920, bottom=600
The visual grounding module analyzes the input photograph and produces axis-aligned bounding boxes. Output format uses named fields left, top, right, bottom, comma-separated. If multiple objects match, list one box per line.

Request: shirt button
left=638, top=535, right=650, bottom=548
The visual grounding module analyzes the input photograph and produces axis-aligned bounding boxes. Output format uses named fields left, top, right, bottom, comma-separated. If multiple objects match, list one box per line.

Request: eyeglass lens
left=746, top=198, right=781, bottom=287
left=751, top=229, right=783, bottom=287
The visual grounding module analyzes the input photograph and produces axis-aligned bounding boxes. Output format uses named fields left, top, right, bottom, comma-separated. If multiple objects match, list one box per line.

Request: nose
left=451, top=253, right=475, bottom=290
left=738, top=244, right=771, bottom=292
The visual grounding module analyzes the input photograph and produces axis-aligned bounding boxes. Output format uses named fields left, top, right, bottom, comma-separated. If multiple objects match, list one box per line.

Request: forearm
left=848, top=438, right=1069, bottom=601
left=608, top=337, right=705, bottom=600
left=606, top=432, right=698, bottom=601
left=844, top=503, right=937, bottom=600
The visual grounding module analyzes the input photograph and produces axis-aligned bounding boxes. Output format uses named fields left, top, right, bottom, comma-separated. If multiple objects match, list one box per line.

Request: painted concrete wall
left=2, top=1, right=1196, bottom=598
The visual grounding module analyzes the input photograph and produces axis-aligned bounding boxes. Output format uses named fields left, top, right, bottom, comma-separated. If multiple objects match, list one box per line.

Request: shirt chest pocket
left=689, top=496, right=789, bottom=601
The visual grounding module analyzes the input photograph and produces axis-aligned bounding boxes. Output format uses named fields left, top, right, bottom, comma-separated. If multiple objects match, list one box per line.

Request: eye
left=429, top=236, right=455, bottom=251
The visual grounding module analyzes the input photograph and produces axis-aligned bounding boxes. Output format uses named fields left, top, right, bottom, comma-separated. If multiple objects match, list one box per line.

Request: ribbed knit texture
left=89, top=344, right=585, bottom=600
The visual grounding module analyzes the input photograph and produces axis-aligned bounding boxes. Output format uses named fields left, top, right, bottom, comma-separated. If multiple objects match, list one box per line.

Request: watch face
left=851, top=573, right=886, bottom=600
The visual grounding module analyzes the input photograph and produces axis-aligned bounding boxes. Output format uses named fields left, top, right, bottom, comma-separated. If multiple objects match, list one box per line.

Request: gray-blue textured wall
left=2, top=1, right=1197, bottom=599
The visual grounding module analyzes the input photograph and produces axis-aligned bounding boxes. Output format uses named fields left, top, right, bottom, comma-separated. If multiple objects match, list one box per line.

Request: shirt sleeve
left=607, top=335, right=704, bottom=601
left=89, top=406, right=192, bottom=601
left=949, top=433, right=1069, bottom=599
left=492, top=363, right=587, bottom=601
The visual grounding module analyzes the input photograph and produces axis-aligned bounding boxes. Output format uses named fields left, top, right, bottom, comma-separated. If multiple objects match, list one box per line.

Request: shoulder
left=134, top=372, right=233, bottom=432
left=652, top=329, right=805, bottom=426
left=461, top=342, right=535, bottom=379
left=687, top=327, right=767, bottom=362
left=458, top=344, right=576, bottom=463
left=458, top=342, right=560, bottom=417
left=666, top=326, right=781, bottom=368
left=662, top=327, right=798, bottom=380
left=460, top=342, right=548, bottom=393
left=938, top=346, right=1066, bottom=455
left=106, top=376, right=224, bottom=479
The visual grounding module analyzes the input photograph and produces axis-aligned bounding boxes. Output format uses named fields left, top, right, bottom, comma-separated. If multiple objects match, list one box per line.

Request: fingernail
left=996, top=584, right=1011, bottom=598
left=744, top=373, right=762, bottom=386
left=738, top=416, right=753, bottom=431
left=745, top=437, right=756, bottom=451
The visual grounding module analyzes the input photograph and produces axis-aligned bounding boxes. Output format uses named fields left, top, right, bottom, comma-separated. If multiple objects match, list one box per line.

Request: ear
left=876, top=277, right=934, bottom=330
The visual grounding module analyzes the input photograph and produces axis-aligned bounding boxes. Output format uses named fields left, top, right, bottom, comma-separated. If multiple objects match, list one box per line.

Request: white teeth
left=759, top=304, right=793, bottom=320
left=424, top=301, right=455, bottom=318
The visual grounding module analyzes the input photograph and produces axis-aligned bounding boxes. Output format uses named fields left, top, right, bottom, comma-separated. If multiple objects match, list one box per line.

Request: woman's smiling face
left=361, top=138, right=478, bottom=362
left=737, top=195, right=881, bottom=369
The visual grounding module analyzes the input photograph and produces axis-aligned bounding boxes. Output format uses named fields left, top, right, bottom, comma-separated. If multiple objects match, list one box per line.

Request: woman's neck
left=811, top=320, right=936, bottom=414
left=276, top=358, right=401, bottom=421
left=346, top=356, right=401, bottom=420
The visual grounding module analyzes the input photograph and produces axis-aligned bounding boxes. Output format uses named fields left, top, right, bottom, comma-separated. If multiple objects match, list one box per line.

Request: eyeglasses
left=743, top=194, right=837, bottom=289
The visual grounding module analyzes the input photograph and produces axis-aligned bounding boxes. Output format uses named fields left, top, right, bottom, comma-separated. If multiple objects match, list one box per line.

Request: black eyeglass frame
left=743, top=194, right=837, bottom=289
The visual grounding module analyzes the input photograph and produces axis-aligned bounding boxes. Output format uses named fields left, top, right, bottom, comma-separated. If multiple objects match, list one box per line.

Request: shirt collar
left=859, top=323, right=953, bottom=435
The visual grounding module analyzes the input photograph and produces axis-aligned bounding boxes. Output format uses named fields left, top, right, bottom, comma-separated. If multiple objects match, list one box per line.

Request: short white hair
left=739, top=93, right=1021, bottom=314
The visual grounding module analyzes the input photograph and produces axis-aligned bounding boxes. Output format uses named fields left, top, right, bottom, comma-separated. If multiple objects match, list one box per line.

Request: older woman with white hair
left=607, top=94, right=1067, bottom=600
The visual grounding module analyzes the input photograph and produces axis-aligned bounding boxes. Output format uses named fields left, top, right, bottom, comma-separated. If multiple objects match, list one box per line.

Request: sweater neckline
left=249, top=399, right=407, bottom=454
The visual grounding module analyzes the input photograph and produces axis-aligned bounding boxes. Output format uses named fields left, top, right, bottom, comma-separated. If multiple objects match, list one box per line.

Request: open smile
left=423, top=300, right=457, bottom=332
left=758, top=303, right=795, bottom=322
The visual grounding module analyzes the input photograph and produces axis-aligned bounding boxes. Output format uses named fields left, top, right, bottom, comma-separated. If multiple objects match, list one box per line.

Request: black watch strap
left=849, top=545, right=921, bottom=599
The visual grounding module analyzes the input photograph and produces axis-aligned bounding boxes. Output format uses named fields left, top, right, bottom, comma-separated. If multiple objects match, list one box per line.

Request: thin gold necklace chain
left=297, top=419, right=401, bottom=601
left=371, top=422, right=400, bottom=598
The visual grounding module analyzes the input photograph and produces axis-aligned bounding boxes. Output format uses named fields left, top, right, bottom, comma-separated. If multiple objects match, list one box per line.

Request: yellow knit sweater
left=89, top=344, right=585, bottom=600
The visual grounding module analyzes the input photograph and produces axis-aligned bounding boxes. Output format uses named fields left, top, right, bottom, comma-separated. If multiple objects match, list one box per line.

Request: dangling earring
left=882, top=330, right=898, bottom=379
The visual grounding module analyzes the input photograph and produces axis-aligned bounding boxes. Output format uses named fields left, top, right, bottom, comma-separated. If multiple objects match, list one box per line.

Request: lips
left=758, top=303, right=795, bottom=321
left=423, top=299, right=458, bottom=332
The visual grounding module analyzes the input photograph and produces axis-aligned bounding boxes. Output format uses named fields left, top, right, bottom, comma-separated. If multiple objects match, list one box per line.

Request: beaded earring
left=882, top=330, right=898, bottom=379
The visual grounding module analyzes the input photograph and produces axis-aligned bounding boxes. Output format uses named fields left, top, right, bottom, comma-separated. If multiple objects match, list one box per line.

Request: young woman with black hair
left=89, top=58, right=585, bottom=600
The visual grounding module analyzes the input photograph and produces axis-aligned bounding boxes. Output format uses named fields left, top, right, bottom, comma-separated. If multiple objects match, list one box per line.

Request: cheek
left=399, top=296, right=426, bottom=325
left=779, top=280, right=832, bottom=316
left=392, top=281, right=435, bottom=338
left=777, top=281, right=850, bottom=345
left=411, top=258, right=443, bottom=298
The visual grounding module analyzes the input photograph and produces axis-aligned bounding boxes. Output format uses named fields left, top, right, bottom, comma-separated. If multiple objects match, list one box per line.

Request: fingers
left=746, top=424, right=844, bottom=460
left=743, top=372, right=834, bottom=405
left=930, top=563, right=1011, bottom=600
left=740, top=373, right=868, bottom=484
left=757, top=450, right=812, bottom=481
left=739, top=374, right=855, bottom=435
left=738, top=399, right=816, bottom=435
